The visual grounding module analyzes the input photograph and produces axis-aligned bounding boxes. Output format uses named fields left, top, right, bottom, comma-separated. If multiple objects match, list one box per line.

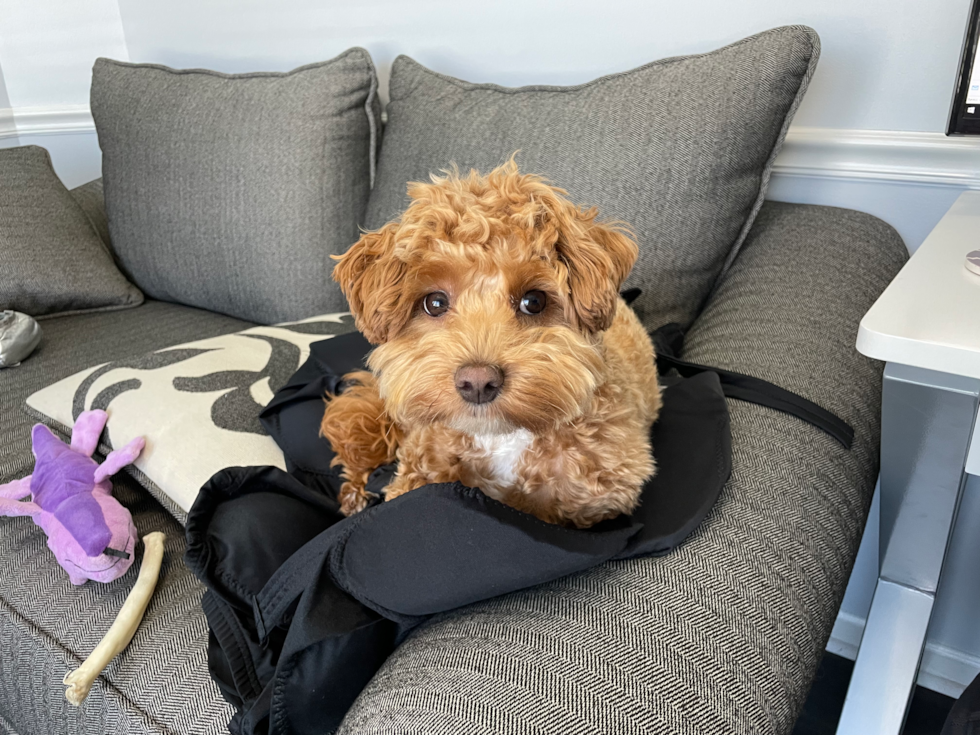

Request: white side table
left=837, top=191, right=980, bottom=734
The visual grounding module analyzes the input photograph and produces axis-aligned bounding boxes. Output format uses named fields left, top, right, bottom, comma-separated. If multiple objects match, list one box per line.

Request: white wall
left=0, top=0, right=127, bottom=109
left=4, top=0, right=976, bottom=248
left=0, top=0, right=126, bottom=182
left=1, top=0, right=980, bottom=696
left=113, top=0, right=969, bottom=132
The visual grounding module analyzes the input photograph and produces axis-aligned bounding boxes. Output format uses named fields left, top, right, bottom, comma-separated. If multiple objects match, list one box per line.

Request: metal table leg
left=836, top=363, right=979, bottom=735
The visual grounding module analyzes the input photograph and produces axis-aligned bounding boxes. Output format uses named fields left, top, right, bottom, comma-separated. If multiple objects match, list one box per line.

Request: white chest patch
left=472, top=429, right=534, bottom=487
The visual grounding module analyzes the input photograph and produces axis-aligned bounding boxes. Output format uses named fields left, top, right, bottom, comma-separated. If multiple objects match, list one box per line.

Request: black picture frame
left=949, top=0, right=980, bottom=135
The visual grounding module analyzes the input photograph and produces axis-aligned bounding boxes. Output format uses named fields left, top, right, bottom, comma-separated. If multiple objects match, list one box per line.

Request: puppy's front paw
left=338, top=477, right=374, bottom=516
left=321, top=370, right=400, bottom=476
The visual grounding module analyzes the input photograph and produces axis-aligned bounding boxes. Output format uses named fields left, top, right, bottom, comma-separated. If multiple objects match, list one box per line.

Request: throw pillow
left=25, top=313, right=356, bottom=523
left=69, top=178, right=112, bottom=252
left=91, top=48, right=381, bottom=324
left=0, top=146, right=143, bottom=317
left=365, top=26, right=819, bottom=328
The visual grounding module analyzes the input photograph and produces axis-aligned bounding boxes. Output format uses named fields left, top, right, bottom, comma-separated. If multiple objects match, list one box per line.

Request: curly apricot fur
left=323, top=159, right=660, bottom=528
left=320, top=372, right=402, bottom=515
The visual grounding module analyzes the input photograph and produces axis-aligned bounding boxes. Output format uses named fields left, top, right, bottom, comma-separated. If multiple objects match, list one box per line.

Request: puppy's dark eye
left=519, top=290, right=547, bottom=315
left=422, top=291, right=450, bottom=317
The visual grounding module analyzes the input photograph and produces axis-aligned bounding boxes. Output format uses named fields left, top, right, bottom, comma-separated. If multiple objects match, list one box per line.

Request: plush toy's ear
left=32, top=424, right=66, bottom=462
left=332, top=223, right=412, bottom=344
left=555, top=210, right=638, bottom=334
left=70, top=410, right=108, bottom=457
left=94, top=437, right=145, bottom=484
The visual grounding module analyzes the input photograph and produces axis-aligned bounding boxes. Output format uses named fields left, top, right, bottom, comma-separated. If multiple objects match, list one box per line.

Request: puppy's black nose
left=455, top=364, right=504, bottom=405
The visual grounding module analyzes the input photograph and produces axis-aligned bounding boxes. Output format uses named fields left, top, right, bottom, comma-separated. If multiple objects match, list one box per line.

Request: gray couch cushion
left=365, top=27, right=819, bottom=329
left=69, top=177, right=112, bottom=251
left=338, top=202, right=908, bottom=735
left=0, top=301, right=251, bottom=734
left=0, top=146, right=143, bottom=318
left=91, top=49, right=381, bottom=324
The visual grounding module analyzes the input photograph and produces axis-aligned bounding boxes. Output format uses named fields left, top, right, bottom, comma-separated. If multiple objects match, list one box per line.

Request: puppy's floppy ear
left=557, top=214, right=638, bottom=333
left=332, top=223, right=412, bottom=344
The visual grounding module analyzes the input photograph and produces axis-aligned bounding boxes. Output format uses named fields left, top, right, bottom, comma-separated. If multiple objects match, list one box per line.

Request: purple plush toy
left=0, top=410, right=143, bottom=584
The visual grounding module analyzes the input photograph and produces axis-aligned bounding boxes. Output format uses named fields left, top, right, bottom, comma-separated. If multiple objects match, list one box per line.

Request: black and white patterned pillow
left=26, top=313, right=356, bottom=522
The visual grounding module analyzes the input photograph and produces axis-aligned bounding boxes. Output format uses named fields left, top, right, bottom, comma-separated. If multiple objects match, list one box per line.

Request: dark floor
left=793, top=652, right=956, bottom=735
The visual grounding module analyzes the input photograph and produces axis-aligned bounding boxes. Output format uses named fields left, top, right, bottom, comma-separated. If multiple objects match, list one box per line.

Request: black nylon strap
left=643, top=316, right=854, bottom=450
left=654, top=352, right=854, bottom=449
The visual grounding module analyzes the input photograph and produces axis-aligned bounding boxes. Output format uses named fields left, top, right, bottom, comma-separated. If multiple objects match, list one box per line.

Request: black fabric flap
left=185, top=466, right=343, bottom=613
left=335, top=483, right=642, bottom=617
left=616, top=371, right=730, bottom=558
left=253, top=333, right=732, bottom=568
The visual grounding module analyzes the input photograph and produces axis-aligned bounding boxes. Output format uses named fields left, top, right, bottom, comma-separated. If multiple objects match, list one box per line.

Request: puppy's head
left=333, top=159, right=637, bottom=436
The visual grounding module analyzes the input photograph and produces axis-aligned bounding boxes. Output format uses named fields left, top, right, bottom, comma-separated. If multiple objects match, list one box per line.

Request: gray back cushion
left=366, top=27, right=819, bottom=328
left=0, top=146, right=143, bottom=318
left=92, top=49, right=381, bottom=324
left=68, top=177, right=111, bottom=249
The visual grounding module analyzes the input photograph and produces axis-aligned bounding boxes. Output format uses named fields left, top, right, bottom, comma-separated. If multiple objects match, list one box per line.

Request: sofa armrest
left=685, top=200, right=907, bottom=456
left=676, top=200, right=907, bottom=723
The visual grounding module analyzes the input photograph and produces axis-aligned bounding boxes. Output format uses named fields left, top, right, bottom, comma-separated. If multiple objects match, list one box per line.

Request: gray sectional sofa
left=0, top=26, right=907, bottom=735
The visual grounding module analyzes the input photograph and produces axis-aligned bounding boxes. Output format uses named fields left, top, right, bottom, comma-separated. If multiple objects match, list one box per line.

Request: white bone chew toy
left=63, top=531, right=166, bottom=705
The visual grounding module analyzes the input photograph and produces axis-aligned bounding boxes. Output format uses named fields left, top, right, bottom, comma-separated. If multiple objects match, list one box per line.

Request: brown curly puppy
left=320, top=160, right=661, bottom=528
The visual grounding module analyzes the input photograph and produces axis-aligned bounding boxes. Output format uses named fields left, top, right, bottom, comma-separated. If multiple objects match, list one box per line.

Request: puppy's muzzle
left=455, top=364, right=504, bottom=405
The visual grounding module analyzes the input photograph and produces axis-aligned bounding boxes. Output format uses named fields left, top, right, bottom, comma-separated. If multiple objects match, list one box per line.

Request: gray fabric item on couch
left=365, top=27, right=819, bottom=329
left=0, top=301, right=250, bottom=735
left=337, top=202, right=908, bottom=735
left=69, top=177, right=112, bottom=252
left=0, top=146, right=143, bottom=318
left=91, top=49, right=381, bottom=325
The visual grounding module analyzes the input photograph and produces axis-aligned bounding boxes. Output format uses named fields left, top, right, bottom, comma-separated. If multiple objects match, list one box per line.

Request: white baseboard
left=0, top=108, right=15, bottom=141
left=828, top=611, right=980, bottom=699
left=0, top=105, right=95, bottom=139
left=776, top=127, right=980, bottom=189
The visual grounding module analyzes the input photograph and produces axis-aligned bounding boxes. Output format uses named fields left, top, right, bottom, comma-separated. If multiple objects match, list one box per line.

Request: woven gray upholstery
left=0, top=708, right=22, bottom=735
left=92, top=50, right=380, bottom=324
left=338, top=202, right=908, bottom=735
left=365, top=27, right=818, bottom=329
left=0, top=301, right=250, bottom=734
left=69, top=177, right=111, bottom=251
